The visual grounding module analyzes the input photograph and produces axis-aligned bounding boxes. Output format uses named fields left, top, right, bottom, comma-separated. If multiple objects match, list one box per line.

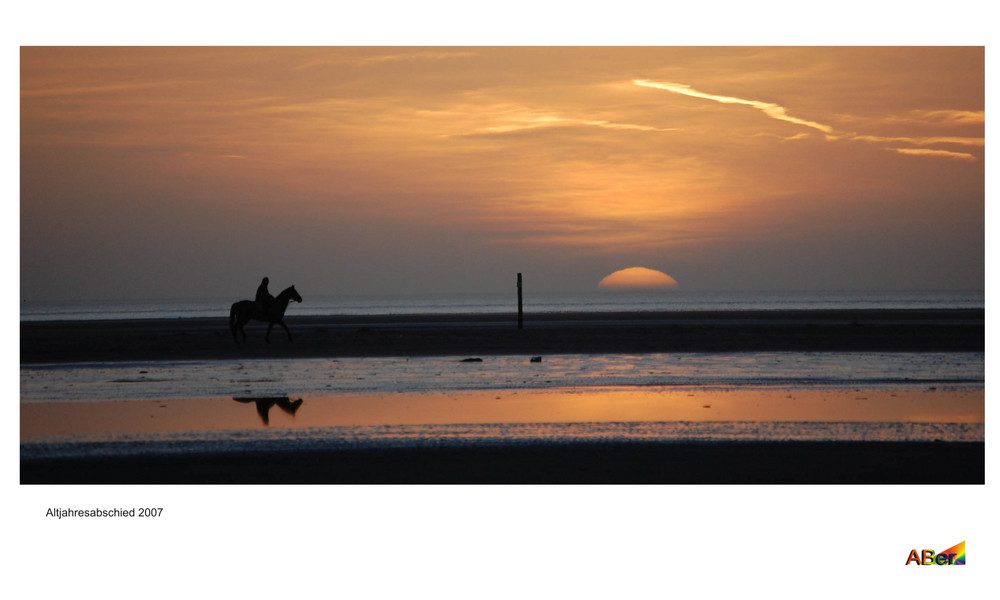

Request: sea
left=18, top=289, right=985, bottom=322
left=20, top=289, right=986, bottom=454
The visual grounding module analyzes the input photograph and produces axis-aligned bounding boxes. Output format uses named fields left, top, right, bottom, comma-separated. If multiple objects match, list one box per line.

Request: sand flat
left=20, top=308, right=984, bottom=363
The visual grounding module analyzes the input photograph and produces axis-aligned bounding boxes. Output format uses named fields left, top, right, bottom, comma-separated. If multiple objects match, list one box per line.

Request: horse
left=229, top=285, right=303, bottom=343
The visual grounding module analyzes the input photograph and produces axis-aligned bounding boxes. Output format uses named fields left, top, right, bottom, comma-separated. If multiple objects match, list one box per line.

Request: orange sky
left=20, top=47, right=984, bottom=300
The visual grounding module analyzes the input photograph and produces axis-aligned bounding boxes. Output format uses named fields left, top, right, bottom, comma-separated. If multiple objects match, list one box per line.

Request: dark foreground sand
left=20, top=308, right=985, bottom=363
left=20, top=309, right=985, bottom=484
left=20, top=441, right=985, bottom=484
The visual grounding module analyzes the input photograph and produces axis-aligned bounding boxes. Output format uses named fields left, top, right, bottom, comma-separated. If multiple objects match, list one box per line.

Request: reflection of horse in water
left=233, top=396, right=303, bottom=425
left=229, top=285, right=302, bottom=343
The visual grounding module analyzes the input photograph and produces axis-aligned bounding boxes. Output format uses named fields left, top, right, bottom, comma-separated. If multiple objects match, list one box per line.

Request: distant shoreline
left=20, top=308, right=984, bottom=363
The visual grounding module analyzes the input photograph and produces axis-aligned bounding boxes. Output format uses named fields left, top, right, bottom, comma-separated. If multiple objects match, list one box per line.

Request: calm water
left=19, top=289, right=984, bottom=321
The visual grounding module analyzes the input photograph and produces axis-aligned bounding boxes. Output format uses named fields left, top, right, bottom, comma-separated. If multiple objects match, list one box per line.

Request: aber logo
left=905, top=541, right=965, bottom=565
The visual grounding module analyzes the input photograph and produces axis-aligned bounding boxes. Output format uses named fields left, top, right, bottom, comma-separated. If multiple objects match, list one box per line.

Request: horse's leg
left=266, top=322, right=274, bottom=343
left=230, top=305, right=240, bottom=343
left=233, top=315, right=245, bottom=343
left=278, top=320, right=293, bottom=342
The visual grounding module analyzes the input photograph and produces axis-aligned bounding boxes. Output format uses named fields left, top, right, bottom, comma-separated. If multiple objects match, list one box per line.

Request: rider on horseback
left=232, top=281, right=302, bottom=344
left=255, top=277, right=274, bottom=317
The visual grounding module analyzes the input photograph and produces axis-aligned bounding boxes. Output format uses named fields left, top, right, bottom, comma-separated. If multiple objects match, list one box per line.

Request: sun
left=598, top=267, right=679, bottom=290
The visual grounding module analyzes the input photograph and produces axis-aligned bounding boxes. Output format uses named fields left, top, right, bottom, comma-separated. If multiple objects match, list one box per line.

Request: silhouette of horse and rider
left=230, top=277, right=302, bottom=343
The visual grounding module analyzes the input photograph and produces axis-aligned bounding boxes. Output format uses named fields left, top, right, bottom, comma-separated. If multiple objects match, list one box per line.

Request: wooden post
left=517, top=273, right=524, bottom=329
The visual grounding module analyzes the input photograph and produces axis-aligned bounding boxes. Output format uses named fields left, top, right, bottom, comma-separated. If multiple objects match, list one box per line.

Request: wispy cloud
left=633, top=79, right=835, bottom=135
left=634, top=78, right=983, bottom=161
left=295, top=50, right=477, bottom=70
left=472, top=112, right=675, bottom=135
left=889, top=148, right=977, bottom=161
left=20, top=79, right=195, bottom=98
left=905, top=109, right=984, bottom=125
left=852, top=135, right=983, bottom=148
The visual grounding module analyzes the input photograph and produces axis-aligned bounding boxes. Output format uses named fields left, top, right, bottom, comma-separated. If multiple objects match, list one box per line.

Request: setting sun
left=598, top=267, right=679, bottom=290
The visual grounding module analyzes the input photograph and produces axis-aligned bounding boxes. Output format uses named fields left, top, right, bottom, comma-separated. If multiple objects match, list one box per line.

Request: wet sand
left=20, top=308, right=985, bottom=363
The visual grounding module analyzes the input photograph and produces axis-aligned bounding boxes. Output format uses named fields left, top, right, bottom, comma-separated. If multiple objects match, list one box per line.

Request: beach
left=20, top=308, right=985, bottom=484
left=19, top=308, right=984, bottom=363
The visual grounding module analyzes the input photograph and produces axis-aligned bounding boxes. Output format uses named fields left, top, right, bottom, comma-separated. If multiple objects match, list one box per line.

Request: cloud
left=888, top=148, right=977, bottom=161
left=906, top=109, right=985, bottom=125
left=470, top=112, right=675, bottom=136
left=633, top=78, right=983, bottom=161
left=633, top=79, right=835, bottom=134
left=853, top=134, right=983, bottom=161
left=852, top=135, right=983, bottom=148
left=295, top=50, right=478, bottom=70
left=20, top=79, right=195, bottom=99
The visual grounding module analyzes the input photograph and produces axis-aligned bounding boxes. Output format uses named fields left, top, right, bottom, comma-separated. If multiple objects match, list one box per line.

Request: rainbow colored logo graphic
left=906, top=541, right=965, bottom=565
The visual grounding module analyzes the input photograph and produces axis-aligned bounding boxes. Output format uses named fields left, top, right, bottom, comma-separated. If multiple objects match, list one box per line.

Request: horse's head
left=288, top=286, right=303, bottom=303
